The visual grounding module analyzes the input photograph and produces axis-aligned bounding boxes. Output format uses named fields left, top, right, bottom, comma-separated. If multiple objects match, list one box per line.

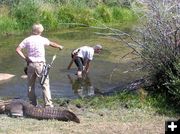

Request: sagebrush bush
left=137, top=1, right=180, bottom=102
left=105, top=0, right=180, bottom=104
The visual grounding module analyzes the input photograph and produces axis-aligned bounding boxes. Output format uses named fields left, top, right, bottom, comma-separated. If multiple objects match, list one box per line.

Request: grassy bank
left=0, top=0, right=138, bottom=35
left=70, top=90, right=180, bottom=116
left=0, top=90, right=179, bottom=134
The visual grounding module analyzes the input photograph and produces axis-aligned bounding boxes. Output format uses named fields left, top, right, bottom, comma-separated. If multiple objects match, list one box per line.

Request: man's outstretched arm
left=49, top=41, right=64, bottom=50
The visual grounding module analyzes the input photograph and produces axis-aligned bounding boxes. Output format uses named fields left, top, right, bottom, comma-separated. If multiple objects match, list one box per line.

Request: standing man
left=16, top=23, right=63, bottom=107
left=68, top=45, right=102, bottom=78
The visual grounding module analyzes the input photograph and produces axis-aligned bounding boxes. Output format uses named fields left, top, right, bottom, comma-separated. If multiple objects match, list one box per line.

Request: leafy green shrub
left=74, top=8, right=94, bottom=26
left=112, top=7, right=123, bottom=22
left=164, top=60, right=180, bottom=103
left=57, top=5, right=94, bottom=27
left=93, top=5, right=112, bottom=23
left=11, top=0, right=39, bottom=30
left=39, top=10, right=58, bottom=30
left=0, top=16, right=18, bottom=33
left=57, top=6, right=75, bottom=23
left=0, top=0, right=138, bottom=32
left=120, top=8, right=136, bottom=22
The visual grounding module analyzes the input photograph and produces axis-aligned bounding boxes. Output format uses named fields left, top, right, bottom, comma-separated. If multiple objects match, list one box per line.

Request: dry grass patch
left=0, top=106, right=172, bottom=134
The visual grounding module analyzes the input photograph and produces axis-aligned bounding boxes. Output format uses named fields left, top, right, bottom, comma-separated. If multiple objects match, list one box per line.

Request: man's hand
left=25, top=57, right=32, bottom=63
left=59, top=45, right=64, bottom=50
left=49, top=41, right=64, bottom=50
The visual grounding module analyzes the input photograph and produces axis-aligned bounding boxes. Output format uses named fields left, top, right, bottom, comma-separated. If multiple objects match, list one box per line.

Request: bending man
left=70, top=45, right=102, bottom=78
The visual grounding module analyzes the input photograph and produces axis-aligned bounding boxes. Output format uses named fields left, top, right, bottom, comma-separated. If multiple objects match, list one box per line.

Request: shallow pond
left=0, top=27, right=142, bottom=99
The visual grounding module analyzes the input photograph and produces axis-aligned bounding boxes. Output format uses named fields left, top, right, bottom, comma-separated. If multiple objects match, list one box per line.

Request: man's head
left=32, top=23, right=44, bottom=35
left=93, top=44, right=102, bottom=54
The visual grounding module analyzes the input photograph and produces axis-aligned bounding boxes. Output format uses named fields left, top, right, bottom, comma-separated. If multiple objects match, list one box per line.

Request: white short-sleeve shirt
left=74, top=46, right=94, bottom=60
left=19, top=35, right=50, bottom=62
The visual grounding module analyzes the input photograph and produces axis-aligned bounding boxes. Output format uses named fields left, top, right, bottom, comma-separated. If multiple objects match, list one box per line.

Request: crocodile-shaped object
left=0, top=99, right=80, bottom=123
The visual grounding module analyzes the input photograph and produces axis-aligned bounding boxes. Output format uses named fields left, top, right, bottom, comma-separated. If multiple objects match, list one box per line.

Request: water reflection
left=67, top=74, right=95, bottom=98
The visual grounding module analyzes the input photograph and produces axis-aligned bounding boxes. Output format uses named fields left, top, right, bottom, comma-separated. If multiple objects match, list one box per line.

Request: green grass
left=0, top=16, right=18, bottom=33
left=69, top=90, right=180, bottom=116
left=0, top=1, right=138, bottom=35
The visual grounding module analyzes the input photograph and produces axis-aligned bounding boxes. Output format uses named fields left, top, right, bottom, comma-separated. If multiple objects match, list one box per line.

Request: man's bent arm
left=16, top=46, right=27, bottom=61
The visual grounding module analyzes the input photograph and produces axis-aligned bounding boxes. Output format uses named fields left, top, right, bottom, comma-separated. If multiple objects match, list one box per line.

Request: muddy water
left=0, top=28, right=142, bottom=99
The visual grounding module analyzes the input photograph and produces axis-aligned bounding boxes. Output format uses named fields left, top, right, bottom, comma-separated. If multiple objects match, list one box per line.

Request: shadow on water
left=0, top=27, right=143, bottom=99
